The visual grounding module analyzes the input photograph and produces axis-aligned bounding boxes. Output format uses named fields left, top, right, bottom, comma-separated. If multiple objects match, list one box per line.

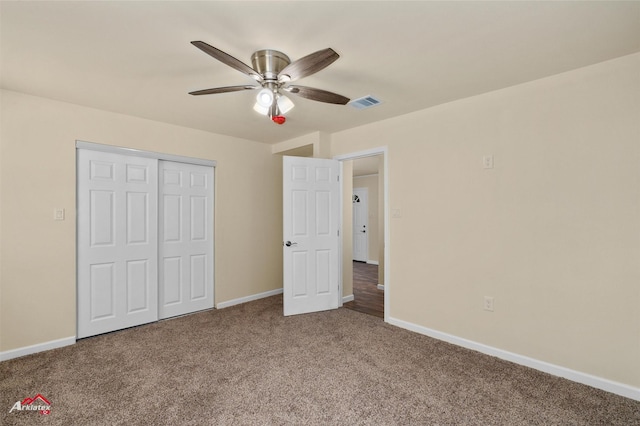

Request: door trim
left=334, top=147, right=389, bottom=323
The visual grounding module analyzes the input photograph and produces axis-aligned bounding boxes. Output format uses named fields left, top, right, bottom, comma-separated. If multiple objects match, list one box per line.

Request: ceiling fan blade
left=285, top=85, right=350, bottom=105
left=191, top=41, right=261, bottom=81
left=278, top=48, right=339, bottom=82
left=189, top=85, right=257, bottom=96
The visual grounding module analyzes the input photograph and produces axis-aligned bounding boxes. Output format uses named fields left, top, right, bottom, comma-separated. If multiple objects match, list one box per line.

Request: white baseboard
left=215, top=288, right=283, bottom=309
left=343, top=294, right=354, bottom=303
left=387, top=316, right=640, bottom=402
left=367, top=260, right=379, bottom=265
left=0, top=336, right=76, bottom=362
left=377, top=284, right=385, bottom=290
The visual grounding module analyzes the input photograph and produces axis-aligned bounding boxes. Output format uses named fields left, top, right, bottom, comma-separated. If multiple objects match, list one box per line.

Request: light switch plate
left=54, top=208, right=65, bottom=221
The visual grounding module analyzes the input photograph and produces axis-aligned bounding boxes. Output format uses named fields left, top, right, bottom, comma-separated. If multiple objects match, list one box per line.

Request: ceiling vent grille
left=349, top=95, right=382, bottom=110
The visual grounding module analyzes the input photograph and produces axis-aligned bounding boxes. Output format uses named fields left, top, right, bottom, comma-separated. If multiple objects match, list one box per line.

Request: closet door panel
left=77, top=149, right=158, bottom=339
left=159, top=161, right=214, bottom=319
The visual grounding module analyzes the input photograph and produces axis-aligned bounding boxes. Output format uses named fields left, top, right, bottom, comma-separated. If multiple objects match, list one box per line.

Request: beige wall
left=353, top=174, right=379, bottom=263
left=331, top=53, right=640, bottom=388
left=0, top=90, right=283, bottom=352
left=2, top=52, right=638, bottom=392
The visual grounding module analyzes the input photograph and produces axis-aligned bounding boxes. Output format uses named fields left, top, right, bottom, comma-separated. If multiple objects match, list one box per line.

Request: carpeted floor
left=1, top=295, right=638, bottom=425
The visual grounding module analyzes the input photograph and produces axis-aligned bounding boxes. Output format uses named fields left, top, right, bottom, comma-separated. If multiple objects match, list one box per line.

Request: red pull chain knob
left=272, top=115, right=286, bottom=125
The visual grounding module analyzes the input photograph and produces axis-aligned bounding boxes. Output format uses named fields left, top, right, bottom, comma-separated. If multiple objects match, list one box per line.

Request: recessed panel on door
left=316, top=191, right=331, bottom=236
left=127, top=259, right=149, bottom=313
left=191, top=172, right=207, bottom=188
left=90, top=161, right=115, bottom=181
left=292, top=166, right=308, bottom=182
left=162, top=257, right=182, bottom=305
left=292, top=190, right=308, bottom=237
left=315, top=167, right=331, bottom=182
left=127, top=192, right=148, bottom=244
left=164, top=169, right=182, bottom=186
left=126, top=165, right=148, bottom=183
left=90, top=263, right=116, bottom=320
left=90, top=191, right=115, bottom=247
left=191, top=196, right=206, bottom=241
left=292, top=251, right=308, bottom=298
left=190, top=254, right=207, bottom=300
left=163, top=195, right=182, bottom=242
left=316, top=249, right=331, bottom=295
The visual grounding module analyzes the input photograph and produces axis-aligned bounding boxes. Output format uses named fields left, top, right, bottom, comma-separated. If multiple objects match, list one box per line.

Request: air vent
left=349, top=95, right=382, bottom=110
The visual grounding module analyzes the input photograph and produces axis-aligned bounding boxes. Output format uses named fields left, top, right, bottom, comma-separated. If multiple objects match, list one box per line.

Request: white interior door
left=283, top=156, right=341, bottom=316
left=77, top=149, right=158, bottom=338
left=159, top=161, right=214, bottom=319
left=352, top=187, right=368, bottom=262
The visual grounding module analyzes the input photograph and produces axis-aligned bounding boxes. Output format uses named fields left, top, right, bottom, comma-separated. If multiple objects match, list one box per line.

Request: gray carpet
left=1, top=295, right=638, bottom=425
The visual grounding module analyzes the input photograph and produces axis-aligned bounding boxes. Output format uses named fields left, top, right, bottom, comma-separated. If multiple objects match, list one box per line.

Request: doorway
left=335, top=148, right=388, bottom=321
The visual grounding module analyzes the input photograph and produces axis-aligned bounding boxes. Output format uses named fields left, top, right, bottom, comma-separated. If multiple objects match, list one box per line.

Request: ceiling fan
left=189, top=41, right=350, bottom=125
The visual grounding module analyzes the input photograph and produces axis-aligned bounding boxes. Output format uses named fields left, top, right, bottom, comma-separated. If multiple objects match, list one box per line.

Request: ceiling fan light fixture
left=256, top=88, right=274, bottom=108
left=253, top=102, right=269, bottom=115
left=277, top=94, right=294, bottom=114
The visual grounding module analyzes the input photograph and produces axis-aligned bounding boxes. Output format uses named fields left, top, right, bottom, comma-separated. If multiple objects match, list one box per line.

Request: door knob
left=285, top=241, right=298, bottom=247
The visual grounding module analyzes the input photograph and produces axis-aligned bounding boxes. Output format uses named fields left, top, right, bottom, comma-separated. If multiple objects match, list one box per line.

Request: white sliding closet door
left=77, top=143, right=215, bottom=339
left=77, top=149, right=158, bottom=339
left=159, top=161, right=214, bottom=319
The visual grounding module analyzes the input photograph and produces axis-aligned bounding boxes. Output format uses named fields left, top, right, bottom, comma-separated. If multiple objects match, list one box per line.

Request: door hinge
left=337, top=229, right=340, bottom=237
left=337, top=175, right=340, bottom=182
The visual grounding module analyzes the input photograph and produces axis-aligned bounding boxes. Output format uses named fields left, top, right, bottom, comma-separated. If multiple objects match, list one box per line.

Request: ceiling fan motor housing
left=251, top=49, right=291, bottom=81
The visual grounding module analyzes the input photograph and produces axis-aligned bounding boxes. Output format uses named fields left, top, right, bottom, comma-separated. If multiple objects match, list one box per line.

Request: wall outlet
left=54, top=208, right=65, bottom=221
left=483, top=155, right=494, bottom=169
left=483, top=296, right=494, bottom=312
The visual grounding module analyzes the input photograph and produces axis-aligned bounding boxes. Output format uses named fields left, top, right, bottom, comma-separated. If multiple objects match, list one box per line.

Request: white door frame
left=334, top=147, right=389, bottom=323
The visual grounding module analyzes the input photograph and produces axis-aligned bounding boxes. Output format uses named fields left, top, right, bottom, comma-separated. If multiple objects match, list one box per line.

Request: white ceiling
left=1, top=1, right=638, bottom=145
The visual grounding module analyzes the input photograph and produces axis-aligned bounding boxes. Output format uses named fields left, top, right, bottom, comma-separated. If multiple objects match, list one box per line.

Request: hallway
left=343, top=261, right=384, bottom=318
